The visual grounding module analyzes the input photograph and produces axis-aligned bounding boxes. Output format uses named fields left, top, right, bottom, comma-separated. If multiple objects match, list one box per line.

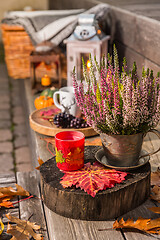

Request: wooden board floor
left=0, top=172, right=49, bottom=240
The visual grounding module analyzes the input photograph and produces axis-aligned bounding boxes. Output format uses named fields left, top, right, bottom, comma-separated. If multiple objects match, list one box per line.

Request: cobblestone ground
left=0, top=64, right=32, bottom=174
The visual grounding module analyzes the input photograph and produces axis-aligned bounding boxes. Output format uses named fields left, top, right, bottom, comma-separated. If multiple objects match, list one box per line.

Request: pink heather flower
left=72, top=47, right=160, bottom=135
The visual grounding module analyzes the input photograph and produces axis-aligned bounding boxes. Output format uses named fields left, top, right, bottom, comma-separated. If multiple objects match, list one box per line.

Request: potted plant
left=72, top=45, right=160, bottom=167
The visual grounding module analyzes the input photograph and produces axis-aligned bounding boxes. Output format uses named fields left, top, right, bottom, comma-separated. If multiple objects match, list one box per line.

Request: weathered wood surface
left=112, top=6, right=160, bottom=66
left=0, top=172, right=49, bottom=240
left=0, top=173, right=18, bottom=240
left=40, top=146, right=151, bottom=221
left=17, top=171, right=49, bottom=240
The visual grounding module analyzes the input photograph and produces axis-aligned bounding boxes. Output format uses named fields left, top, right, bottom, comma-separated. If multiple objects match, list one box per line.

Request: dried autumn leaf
left=85, top=138, right=102, bottom=146
left=0, top=184, right=29, bottom=198
left=0, top=218, right=4, bottom=235
left=148, top=207, right=160, bottom=214
left=113, top=217, right=160, bottom=234
left=6, top=213, right=42, bottom=240
left=36, top=157, right=44, bottom=170
left=151, top=169, right=160, bottom=186
left=0, top=199, right=14, bottom=208
left=0, top=184, right=30, bottom=209
left=150, top=185, right=160, bottom=202
left=60, top=162, right=128, bottom=197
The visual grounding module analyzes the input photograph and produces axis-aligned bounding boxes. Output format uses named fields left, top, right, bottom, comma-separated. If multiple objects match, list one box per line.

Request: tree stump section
left=40, top=146, right=151, bottom=220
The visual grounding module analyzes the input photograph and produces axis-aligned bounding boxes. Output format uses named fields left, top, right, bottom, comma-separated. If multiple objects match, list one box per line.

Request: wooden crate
left=1, top=24, right=65, bottom=80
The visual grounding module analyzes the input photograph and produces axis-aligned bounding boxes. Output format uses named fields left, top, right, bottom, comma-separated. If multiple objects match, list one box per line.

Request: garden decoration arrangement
left=73, top=45, right=160, bottom=168
left=30, top=85, right=97, bottom=137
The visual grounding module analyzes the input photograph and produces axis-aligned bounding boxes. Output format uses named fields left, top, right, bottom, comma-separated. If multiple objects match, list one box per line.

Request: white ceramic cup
left=53, top=86, right=81, bottom=117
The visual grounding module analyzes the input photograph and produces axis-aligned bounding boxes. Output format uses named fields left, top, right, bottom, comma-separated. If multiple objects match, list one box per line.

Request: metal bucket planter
left=100, top=129, right=160, bottom=167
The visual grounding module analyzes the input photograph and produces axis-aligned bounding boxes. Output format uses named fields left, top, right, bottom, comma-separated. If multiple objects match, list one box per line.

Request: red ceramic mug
left=55, top=131, right=85, bottom=171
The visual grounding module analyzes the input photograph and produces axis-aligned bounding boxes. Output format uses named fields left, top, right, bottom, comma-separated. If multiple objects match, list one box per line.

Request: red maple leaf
left=40, top=108, right=59, bottom=116
left=60, top=162, right=128, bottom=197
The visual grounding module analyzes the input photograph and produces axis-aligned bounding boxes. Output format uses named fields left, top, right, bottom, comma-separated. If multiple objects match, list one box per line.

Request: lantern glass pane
left=77, top=53, right=90, bottom=80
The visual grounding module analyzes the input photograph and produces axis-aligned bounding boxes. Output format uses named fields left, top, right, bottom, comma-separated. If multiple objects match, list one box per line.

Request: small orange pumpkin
left=34, top=95, right=54, bottom=110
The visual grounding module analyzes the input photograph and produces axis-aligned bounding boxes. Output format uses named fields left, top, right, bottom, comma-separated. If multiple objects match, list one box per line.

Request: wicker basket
left=1, top=24, right=34, bottom=79
left=1, top=24, right=61, bottom=80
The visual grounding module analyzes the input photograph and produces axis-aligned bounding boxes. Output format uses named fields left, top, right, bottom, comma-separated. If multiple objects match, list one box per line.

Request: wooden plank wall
left=49, top=0, right=160, bottom=75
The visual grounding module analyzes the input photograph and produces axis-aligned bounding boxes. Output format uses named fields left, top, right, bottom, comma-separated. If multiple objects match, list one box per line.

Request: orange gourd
left=34, top=95, right=54, bottom=110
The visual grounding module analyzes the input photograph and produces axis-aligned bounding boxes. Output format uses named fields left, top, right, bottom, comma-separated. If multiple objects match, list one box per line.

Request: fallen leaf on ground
left=148, top=207, right=160, bottom=214
left=85, top=138, right=102, bottom=146
left=151, top=169, right=160, bottom=186
left=0, top=184, right=30, bottom=209
left=150, top=185, right=160, bottom=202
left=6, top=213, right=42, bottom=240
left=0, top=184, right=29, bottom=198
left=36, top=157, right=45, bottom=170
left=0, top=199, right=14, bottom=208
left=113, top=217, right=160, bottom=234
left=0, top=218, right=4, bottom=235
left=60, top=162, right=128, bottom=197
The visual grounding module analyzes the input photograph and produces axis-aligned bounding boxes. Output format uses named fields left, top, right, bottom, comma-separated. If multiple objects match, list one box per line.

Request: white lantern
left=64, top=14, right=110, bottom=86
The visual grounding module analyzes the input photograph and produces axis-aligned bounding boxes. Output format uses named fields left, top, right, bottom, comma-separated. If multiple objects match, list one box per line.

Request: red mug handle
left=140, top=129, right=160, bottom=159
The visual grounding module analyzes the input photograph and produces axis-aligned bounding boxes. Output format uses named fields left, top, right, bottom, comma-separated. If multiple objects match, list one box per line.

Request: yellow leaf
left=0, top=218, right=4, bottom=235
left=36, top=157, right=44, bottom=170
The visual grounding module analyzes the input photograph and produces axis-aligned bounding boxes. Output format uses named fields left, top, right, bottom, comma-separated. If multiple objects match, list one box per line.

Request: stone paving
left=0, top=64, right=32, bottom=174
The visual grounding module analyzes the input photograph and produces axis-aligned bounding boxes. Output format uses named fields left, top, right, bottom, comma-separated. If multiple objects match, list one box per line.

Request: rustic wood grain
left=16, top=171, right=49, bottom=240
left=112, top=6, right=160, bottom=66
left=0, top=173, right=16, bottom=185
left=40, top=146, right=151, bottom=221
left=44, top=204, right=124, bottom=240
left=0, top=173, right=18, bottom=240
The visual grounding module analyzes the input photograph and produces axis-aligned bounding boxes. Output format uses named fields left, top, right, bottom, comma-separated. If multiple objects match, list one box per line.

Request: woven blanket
left=2, top=4, right=111, bottom=47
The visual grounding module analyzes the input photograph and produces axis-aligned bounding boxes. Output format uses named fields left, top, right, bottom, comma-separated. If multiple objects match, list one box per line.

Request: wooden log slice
left=40, top=146, right=151, bottom=220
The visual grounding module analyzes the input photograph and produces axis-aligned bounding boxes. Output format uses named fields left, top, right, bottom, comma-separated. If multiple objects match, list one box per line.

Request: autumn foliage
left=113, top=217, right=160, bottom=234
left=60, top=162, right=128, bottom=197
left=0, top=184, right=30, bottom=208
left=6, top=213, right=43, bottom=240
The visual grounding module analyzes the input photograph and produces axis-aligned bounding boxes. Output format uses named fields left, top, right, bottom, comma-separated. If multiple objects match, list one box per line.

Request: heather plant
left=72, top=46, right=160, bottom=135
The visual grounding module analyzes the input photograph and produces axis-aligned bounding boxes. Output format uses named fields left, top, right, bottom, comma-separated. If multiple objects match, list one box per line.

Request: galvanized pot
left=100, top=129, right=160, bottom=167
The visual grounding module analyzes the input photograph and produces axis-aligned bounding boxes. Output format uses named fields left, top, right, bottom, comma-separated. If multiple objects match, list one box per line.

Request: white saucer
left=95, top=149, right=150, bottom=171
